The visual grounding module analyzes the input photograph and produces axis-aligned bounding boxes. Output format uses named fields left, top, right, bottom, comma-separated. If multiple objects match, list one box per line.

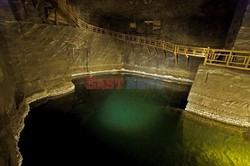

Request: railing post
left=174, top=45, right=178, bottom=66
left=55, top=8, right=58, bottom=25
left=226, top=51, right=233, bottom=66
left=204, top=47, right=210, bottom=65
left=246, top=55, right=250, bottom=69
left=186, top=55, right=190, bottom=67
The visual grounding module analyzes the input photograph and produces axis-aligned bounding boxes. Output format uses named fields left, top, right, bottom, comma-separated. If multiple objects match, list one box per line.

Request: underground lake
left=18, top=73, right=250, bottom=166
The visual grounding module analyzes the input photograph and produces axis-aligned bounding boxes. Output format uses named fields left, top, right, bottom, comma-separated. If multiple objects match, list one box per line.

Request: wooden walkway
left=56, top=0, right=250, bottom=71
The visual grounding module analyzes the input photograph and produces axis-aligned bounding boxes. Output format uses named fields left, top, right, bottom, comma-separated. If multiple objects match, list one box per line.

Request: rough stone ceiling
left=74, top=0, right=238, bottom=19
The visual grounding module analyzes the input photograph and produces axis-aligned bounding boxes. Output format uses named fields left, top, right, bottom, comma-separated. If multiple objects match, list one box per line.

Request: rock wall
left=0, top=43, right=18, bottom=165
left=0, top=17, right=126, bottom=164
left=0, top=1, right=246, bottom=165
left=0, top=21, right=123, bottom=98
left=75, top=0, right=238, bottom=48
left=233, top=0, right=250, bottom=50
left=0, top=1, right=124, bottom=163
left=186, top=65, right=250, bottom=127
left=225, top=0, right=249, bottom=49
left=0, top=0, right=15, bottom=21
left=123, top=44, right=203, bottom=80
left=0, top=3, right=18, bottom=163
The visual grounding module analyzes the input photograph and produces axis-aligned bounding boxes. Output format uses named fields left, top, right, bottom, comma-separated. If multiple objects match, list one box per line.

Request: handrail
left=56, top=0, right=250, bottom=71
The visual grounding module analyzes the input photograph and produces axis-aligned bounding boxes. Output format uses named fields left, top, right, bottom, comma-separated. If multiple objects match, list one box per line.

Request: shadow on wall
left=6, top=0, right=26, bottom=20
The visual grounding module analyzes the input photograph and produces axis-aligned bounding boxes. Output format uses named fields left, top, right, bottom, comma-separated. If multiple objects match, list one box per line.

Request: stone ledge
left=186, top=65, right=250, bottom=127
left=11, top=81, right=75, bottom=166
left=186, top=101, right=250, bottom=127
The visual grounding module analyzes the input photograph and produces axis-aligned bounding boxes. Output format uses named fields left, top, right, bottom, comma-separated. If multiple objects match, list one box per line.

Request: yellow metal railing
left=204, top=49, right=250, bottom=70
left=56, top=0, right=250, bottom=71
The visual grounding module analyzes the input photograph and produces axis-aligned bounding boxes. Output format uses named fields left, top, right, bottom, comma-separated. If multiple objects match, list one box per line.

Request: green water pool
left=19, top=73, right=250, bottom=166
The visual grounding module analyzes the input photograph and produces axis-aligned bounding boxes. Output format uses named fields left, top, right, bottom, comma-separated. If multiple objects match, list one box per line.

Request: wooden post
left=154, top=47, right=158, bottom=55
left=186, top=56, right=190, bottom=67
left=174, top=54, right=178, bottom=66
left=131, top=43, right=134, bottom=53
left=140, top=44, right=144, bottom=53
left=86, top=48, right=89, bottom=73
left=226, top=51, right=233, bottom=66
left=246, top=56, right=250, bottom=68
left=147, top=46, right=151, bottom=54
left=164, top=50, right=167, bottom=60
left=203, top=47, right=210, bottom=65
left=55, top=8, right=58, bottom=25
left=174, top=45, right=178, bottom=66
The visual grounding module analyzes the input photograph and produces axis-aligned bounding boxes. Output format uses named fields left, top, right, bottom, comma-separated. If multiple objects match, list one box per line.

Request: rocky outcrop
left=0, top=45, right=18, bottom=166
left=186, top=65, right=250, bottom=127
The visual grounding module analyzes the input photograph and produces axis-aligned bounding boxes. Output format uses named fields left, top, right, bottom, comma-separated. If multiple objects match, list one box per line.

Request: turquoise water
left=19, top=74, right=250, bottom=166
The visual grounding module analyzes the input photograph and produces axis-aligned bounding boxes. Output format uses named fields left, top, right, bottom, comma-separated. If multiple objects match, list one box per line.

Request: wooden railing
left=204, top=49, right=250, bottom=70
left=56, top=0, right=250, bottom=71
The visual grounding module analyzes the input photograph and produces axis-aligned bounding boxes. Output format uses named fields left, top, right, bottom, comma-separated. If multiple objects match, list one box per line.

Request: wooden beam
left=174, top=53, right=178, bottom=66
left=147, top=46, right=151, bottom=54
left=131, top=43, right=134, bottom=53
left=55, top=8, right=58, bottom=25
left=140, top=44, right=144, bottom=53
left=163, top=50, right=167, bottom=59
left=186, top=56, right=190, bottom=67
left=154, top=47, right=158, bottom=55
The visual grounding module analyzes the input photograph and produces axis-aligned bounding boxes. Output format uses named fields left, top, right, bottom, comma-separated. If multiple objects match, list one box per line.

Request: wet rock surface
left=186, top=65, right=250, bottom=127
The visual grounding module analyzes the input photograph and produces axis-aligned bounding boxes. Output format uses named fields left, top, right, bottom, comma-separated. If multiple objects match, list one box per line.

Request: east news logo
left=86, top=77, right=163, bottom=89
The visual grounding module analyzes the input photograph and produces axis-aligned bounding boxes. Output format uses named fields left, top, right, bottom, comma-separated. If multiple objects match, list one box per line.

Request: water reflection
left=182, top=113, right=250, bottom=166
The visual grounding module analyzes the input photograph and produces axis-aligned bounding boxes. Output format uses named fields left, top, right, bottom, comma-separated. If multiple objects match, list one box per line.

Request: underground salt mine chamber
left=0, top=0, right=250, bottom=165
